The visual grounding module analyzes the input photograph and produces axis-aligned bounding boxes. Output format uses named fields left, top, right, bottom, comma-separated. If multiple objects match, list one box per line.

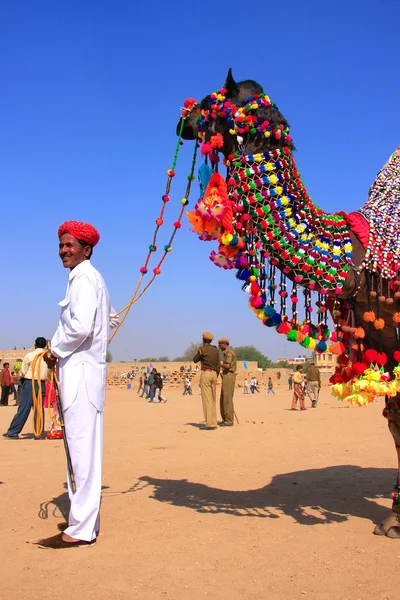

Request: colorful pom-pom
left=365, top=349, right=378, bottom=364
left=393, top=313, right=400, bottom=324
left=354, top=327, right=365, bottom=339
left=376, top=352, right=387, bottom=366
left=374, top=318, right=385, bottom=330
left=363, top=311, right=376, bottom=322
left=352, top=362, right=368, bottom=376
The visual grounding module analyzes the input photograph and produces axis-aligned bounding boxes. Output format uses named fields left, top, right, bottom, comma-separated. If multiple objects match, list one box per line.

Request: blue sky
left=1, top=0, right=399, bottom=361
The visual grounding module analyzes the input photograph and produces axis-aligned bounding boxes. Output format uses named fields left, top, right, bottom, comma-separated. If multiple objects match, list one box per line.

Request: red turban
left=58, top=221, right=100, bottom=247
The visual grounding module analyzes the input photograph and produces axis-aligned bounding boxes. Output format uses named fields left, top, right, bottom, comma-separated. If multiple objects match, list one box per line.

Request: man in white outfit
left=37, top=221, right=117, bottom=549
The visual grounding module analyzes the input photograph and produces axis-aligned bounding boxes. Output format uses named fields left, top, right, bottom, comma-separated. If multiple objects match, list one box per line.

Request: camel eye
left=200, top=96, right=213, bottom=110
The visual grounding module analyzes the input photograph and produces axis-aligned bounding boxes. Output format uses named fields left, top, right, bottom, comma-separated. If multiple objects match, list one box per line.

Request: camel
left=178, top=69, right=400, bottom=537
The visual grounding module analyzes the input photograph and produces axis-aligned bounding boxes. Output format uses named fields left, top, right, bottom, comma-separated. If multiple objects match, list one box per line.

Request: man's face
left=219, top=342, right=228, bottom=351
left=59, top=233, right=91, bottom=269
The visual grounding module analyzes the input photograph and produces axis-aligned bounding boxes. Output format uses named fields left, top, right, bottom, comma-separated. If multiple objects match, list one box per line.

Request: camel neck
left=225, top=147, right=353, bottom=294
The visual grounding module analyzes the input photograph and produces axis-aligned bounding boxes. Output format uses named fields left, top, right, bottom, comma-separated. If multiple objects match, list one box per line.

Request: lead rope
left=31, top=350, right=76, bottom=493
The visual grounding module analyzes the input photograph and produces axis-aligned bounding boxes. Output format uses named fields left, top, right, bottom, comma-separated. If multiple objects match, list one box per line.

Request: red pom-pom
left=364, top=349, right=378, bottom=364
left=338, top=354, right=349, bottom=366
left=352, top=362, right=369, bottom=376
left=376, top=352, right=387, bottom=366
left=184, top=98, right=197, bottom=109
left=394, top=350, right=400, bottom=363
left=277, top=322, right=291, bottom=335
left=153, top=267, right=161, bottom=275
left=156, top=218, right=164, bottom=226
left=174, top=221, right=182, bottom=228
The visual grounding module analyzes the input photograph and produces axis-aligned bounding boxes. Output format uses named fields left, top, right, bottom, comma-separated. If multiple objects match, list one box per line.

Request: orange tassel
left=393, top=313, right=400, bottom=325
left=374, top=318, right=385, bottom=330
left=354, top=327, right=365, bottom=339
left=363, top=311, right=376, bottom=322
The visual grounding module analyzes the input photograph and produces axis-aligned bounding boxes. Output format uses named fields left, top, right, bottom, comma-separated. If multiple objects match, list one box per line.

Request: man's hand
left=43, top=351, right=57, bottom=368
left=109, top=314, right=119, bottom=329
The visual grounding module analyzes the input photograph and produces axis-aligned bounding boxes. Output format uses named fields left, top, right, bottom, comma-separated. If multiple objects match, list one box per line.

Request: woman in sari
left=291, top=365, right=306, bottom=411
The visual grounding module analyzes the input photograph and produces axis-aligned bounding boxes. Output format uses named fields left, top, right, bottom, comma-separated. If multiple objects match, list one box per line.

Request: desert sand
left=1, top=385, right=400, bottom=600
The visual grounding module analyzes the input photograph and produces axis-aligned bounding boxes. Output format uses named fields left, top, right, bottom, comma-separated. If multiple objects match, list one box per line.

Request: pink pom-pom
left=250, top=296, right=264, bottom=309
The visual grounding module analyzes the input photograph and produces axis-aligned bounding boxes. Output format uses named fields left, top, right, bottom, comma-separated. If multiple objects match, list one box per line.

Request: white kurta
left=51, top=259, right=114, bottom=541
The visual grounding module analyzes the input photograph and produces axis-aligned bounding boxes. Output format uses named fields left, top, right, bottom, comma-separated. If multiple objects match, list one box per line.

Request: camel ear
left=224, top=68, right=239, bottom=98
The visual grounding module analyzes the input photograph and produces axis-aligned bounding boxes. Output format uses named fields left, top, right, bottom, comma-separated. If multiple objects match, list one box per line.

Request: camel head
left=178, top=69, right=294, bottom=156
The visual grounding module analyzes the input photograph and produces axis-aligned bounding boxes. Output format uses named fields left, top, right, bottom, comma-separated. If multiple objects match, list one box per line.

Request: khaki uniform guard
left=306, top=362, right=321, bottom=408
left=193, top=332, right=220, bottom=429
left=218, top=338, right=237, bottom=426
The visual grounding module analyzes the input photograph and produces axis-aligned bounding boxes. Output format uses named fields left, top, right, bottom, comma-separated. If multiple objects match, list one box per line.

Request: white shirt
left=51, top=260, right=114, bottom=411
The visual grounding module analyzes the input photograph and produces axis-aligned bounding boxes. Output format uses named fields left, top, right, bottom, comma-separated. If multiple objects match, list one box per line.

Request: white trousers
left=62, top=382, right=104, bottom=542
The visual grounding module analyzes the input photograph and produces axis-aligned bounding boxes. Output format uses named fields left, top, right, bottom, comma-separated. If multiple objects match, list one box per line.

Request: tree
left=106, top=351, right=113, bottom=363
left=233, top=345, right=273, bottom=370
left=157, top=356, right=170, bottom=362
left=173, top=342, right=201, bottom=362
left=138, top=357, right=158, bottom=363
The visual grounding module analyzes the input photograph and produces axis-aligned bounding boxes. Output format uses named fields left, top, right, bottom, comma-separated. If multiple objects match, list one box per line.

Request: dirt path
left=1, top=386, right=399, bottom=599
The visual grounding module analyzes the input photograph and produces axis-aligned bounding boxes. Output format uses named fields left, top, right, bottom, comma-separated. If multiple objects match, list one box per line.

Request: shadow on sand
left=131, top=466, right=396, bottom=527
left=38, top=466, right=395, bottom=529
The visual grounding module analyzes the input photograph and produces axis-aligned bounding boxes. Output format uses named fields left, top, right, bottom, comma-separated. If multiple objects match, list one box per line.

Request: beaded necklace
left=357, top=148, right=400, bottom=279
left=225, top=148, right=353, bottom=294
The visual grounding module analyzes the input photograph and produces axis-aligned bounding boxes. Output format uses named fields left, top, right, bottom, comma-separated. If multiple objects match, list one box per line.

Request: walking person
left=291, top=365, right=306, bottom=411
left=154, top=370, right=167, bottom=403
left=193, top=332, right=220, bottom=429
left=218, top=338, right=237, bottom=427
left=141, top=374, right=149, bottom=398
left=37, top=220, right=117, bottom=549
left=3, top=338, right=50, bottom=439
left=243, top=378, right=249, bottom=394
left=306, top=361, right=321, bottom=408
left=137, top=374, right=144, bottom=395
left=266, top=377, right=275, bottom=395
left=0, top=362, right=12, bottom=406
left=147, top=369, right=156, bottom=402
left=183, top=376, right=192, bottom=395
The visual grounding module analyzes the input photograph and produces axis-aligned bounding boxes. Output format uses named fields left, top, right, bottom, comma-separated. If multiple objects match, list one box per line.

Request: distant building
left=276, top=355, right=310, bottom=365
left=314, top=351, right=337, bottom=375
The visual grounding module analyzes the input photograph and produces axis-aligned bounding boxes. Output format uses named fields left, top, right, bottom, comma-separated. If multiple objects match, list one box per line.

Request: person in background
left=266, top=377, right=275, bottom=395
left=183, top=376, right=192, bottom=395
left=291, top=365, right=306, bottom=411
left=3, top=338, right=49, bottom=439
left=154, top=370, right=167, bottom=403
left=193, top=332, right=220, bottom=430
left=288, top=374, right=293, bottom=391
left=218, top=337, right=237, bottom=427
left=306, top=361, right=321, bottom=408
left=243, top=378, right=249, bottom=394
left=137, top=374, right=144, bottom=395
left=10, top=371, right=18, bottom=403
left=147, top=369, right=156, bottom=403
left=0, top=362, right=12, bottom=406
left=141, top=374, right=149, bottom=399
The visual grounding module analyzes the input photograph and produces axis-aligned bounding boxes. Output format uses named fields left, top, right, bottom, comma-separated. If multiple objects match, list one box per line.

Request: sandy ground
left=1, top=385, right=400, bottom=600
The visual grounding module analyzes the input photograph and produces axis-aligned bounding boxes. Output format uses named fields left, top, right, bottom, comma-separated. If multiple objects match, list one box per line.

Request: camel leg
left=373, top=412, right=400, bottom=537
